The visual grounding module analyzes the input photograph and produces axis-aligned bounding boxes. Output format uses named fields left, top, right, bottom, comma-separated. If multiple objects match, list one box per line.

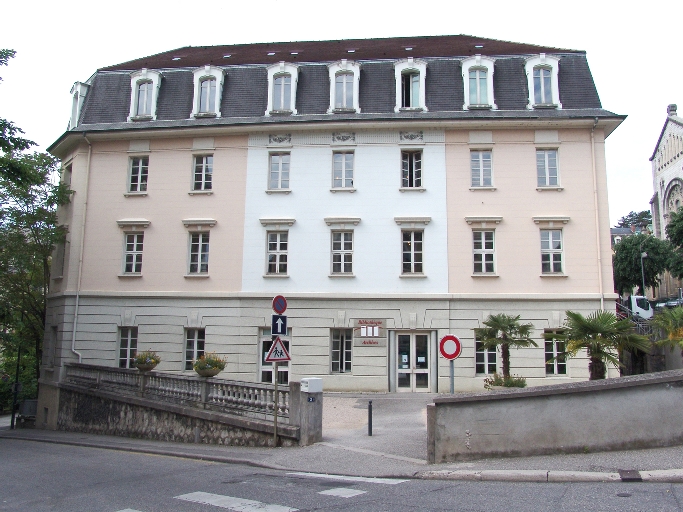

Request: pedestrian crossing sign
left=265, top=336, right=291, bottom=362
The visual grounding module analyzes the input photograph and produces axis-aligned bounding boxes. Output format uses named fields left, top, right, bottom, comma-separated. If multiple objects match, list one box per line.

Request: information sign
left=271, top=314, right=287, bottom=336
left=264, top=336, right=291, bottom=362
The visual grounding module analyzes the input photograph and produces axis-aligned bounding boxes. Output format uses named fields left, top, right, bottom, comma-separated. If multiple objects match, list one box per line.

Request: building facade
left=40, top=35, right=622, bottom=409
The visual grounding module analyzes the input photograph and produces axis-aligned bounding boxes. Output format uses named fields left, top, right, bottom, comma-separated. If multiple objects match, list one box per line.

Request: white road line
left=175, top=491, right=297, bottom=511
left=286, top=471, right=409, bottom=485
left=115, top=509, right=145, bottom=512
left=318, top=487, right=367, bottom=498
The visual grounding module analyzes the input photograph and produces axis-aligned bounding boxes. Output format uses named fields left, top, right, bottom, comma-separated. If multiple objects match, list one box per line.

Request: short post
left=273, top=361, right=279, bottom=447
left=10, top=346, right=21, bottom=430
left=449, top=359, right=454, bottom=394
left=368, top=400, right=373, bottom=436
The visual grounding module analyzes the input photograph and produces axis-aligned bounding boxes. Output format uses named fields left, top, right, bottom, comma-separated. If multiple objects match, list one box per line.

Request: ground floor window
left=119, top=327, right=138, bottom=368
left=545, top=331, right=567, bottom=375
left=475, top=341, right=496, bottom=374
left=185, top=328, right=205, bottom=370
left=260, top=328, right=290, bottom=384
left=331, top=329, right=352, bottom=373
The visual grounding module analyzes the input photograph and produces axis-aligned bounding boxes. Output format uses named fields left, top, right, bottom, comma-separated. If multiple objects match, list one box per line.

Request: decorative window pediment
left=524, top=54, right=562, bottom=109
left=394, top=216, right=431, bottom=226
left=465, top=216, right=502, bottom=227
left=128, top=69, right=162, bottom=122
left=266, top=62, right=299, bottom=116
left=327, top=60, right=361, bottom=114
left=532, top=216, right=570, bottom=226
left=117, top=218, right=151, bottom=230
left=462, top=55, right=496, bottom=110
left=324, top=217, right=361, bottom=228
left=182, top=218, right=217, bottom=230
left=394, top=58, right=428, bottom=113
left=191, top=65, right=225, bottom=118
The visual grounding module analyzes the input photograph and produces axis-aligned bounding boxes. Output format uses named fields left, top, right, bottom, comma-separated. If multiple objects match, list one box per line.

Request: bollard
left=368, top=400, right=373, bottom=436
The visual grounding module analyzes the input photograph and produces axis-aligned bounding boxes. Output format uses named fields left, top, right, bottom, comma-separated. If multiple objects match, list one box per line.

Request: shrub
left=193, top=352, right=227, bottom=372
left=483, top=372, right=527, bottom=390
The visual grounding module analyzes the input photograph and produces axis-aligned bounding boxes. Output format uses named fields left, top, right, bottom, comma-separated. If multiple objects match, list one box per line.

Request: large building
left=40, top=35, right=622, bottom=408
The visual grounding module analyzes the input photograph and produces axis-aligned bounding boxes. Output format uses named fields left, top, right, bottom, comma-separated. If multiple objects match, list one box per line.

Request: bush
left=483, top=373, right=527, bottom=390
left=193, top=352, right=227, bottom=372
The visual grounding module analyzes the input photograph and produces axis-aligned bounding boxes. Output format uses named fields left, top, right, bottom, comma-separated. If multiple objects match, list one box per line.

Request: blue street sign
left=272, top=314, right=287, bottom=336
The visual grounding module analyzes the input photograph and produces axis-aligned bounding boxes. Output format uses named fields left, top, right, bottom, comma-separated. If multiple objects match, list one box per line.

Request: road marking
left=175, top=491, right=297, bottom=511
left=115, top=509, right=145, bottom=512
left=316, top=441, right=427, bottom=465
left=318, top=487, right=367, bottom=498
left=286, top=472, right=408, bottom=485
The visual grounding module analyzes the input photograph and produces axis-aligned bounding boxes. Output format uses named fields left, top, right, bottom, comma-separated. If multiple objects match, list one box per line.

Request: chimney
left=668, top=104, right=678, bottom=116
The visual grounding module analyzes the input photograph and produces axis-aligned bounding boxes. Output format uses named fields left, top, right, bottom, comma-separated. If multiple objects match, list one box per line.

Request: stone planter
left=136, top=363, right=157, bottom=372
left=195, top=367, right=222, bottom=378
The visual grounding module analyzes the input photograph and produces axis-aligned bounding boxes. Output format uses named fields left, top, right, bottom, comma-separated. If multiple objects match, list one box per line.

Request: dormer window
left=128, top=69, right=161, bottom=122
left=266, top=62, right=299, bottom=116
left=327, top=60, right=361, bottom=113
left=393, top=58, right=427, bottom=113
left=525, top=54, right=561, bottom=109
left=462, top=55, right=496, bottom=110
left=69, top=82, right=89, bottom=130
left=191, top=66, right=224, bottom=118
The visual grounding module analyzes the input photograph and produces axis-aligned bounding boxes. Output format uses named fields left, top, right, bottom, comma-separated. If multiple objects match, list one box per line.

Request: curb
left=418, top=469, right=683, bottom=483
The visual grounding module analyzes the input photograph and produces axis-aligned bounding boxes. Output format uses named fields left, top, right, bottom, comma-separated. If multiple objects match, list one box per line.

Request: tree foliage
left=612, top=234, right=672, bottom=295
left=474, top=314, right=537, bottom=379
left=650, top=306, right=683, bottom=362
left=616, top=210, right=652, bottom=229
left=549, top=310, right=650, bottom=380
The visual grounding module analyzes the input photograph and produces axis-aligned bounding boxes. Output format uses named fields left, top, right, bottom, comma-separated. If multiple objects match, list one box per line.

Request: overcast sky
left=0, top=1, right=678, bottom=226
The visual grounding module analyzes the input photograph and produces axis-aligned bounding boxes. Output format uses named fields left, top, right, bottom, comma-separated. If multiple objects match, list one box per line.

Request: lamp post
left=640, top=251, right=648, bottom=296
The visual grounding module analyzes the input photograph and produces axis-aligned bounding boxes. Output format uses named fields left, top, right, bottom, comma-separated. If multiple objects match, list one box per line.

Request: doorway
left=396, top=333, right=430, bottom=392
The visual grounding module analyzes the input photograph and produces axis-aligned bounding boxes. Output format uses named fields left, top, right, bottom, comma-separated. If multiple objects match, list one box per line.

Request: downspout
left=590, top=118, right=604, bottom=311
left=70, top=133, right=92, bottom=362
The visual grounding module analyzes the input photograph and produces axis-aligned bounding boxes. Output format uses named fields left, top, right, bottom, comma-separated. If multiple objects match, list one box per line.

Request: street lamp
left=641, top=251, right=648, bottom=296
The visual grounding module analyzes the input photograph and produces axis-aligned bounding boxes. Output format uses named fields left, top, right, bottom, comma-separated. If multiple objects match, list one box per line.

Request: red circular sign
left=439, top=335, right=462, bottom=360
left=272, top=295, right=287, bottom=314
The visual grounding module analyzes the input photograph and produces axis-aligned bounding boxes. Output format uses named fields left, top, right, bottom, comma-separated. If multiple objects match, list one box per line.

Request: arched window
left=327, top=60, right=360, bottom=113
left=273, top=73, right=292, bottom=111
left=199, top=77, right=216, bottom=113
left=190, top=66, right=224, bottom=119
left=127, top=69, right=161, bottom=122
left=393, top=58, right=427, bottom=113
left=401, top=70, right=420, bottom=108
left=469, top=68, right=488, bottom=105
left=533, top=66, right=552, bottom=105
left=266, top=62, right=299, bottom=116
left=461, top=55, right=496, bottom=110
left=335, top=72, right=354, bottom=109
left=524, top=54, right=561, bottom=109
left=136, top=81, right=153, bottom=116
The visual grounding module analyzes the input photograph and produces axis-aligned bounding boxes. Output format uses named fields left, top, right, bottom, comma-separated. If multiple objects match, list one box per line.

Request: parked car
left=665, top=298, right=683, bottom=308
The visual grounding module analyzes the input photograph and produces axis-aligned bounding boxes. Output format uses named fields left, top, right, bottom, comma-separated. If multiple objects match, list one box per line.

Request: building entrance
left=396, top=333, right=430, bottom=392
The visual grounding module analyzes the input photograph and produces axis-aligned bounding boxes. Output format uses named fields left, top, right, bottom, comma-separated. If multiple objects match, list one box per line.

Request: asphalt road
left=2, top=439, right=683, bottom=511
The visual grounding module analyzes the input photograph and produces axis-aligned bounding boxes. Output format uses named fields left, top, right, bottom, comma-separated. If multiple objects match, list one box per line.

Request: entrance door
left=397, top=333, right=430, bottom=392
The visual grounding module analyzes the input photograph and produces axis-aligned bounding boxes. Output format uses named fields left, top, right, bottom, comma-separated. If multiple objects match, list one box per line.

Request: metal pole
left=368, top=400, right=372, bottom=436
left=640, top=252, right=647, bottom=296
left=10, top=346, right=21, bottom=430
left=273, top=360, right=278, bottom=447
left=449, top=359, right=454, bottom=394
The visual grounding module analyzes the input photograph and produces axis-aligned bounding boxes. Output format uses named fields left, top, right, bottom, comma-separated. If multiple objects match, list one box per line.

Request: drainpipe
left=70, top=133, right=92, bottom=363
left=590, top=118, right=604, bottom=311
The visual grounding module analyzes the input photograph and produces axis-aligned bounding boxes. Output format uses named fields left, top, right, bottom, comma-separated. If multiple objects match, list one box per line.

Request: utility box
left=300, top=377, right=323, bottom=393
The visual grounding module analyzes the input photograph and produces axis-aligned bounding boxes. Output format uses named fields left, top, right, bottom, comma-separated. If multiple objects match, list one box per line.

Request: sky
left=0, top=0, right=678, bottom=226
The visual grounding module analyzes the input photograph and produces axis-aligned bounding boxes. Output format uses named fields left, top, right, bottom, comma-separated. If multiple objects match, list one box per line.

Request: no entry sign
left=439, top=335, right=462, bottom=360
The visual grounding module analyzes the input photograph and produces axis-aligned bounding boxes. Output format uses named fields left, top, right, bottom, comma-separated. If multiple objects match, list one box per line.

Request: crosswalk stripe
left=318, top=487, right=367, bottom=498
left=286, top=471, right=408, bottom=485
left=175, top=491, right=298, bottom=511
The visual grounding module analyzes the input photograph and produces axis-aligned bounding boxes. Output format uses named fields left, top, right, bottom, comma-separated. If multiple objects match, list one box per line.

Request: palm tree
left=474, top=314, right=537, bottom=379
left=650, top=306, right=683, bottom=362
left=550, top=310, right=651, bottom=380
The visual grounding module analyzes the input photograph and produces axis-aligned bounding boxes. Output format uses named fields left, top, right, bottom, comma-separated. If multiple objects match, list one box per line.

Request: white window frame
left=470, top=150, right=493, bottom=187
left=541, top=229, right=563, bottom=274
left=461, top=55, right=496, bottom=110
left=545, top=332, right=567, bottom=376
left=188, top=232, right=210, bottom=275
left=266, top=62, right=299, bottom=116
left=190, top=65, right=225, bottom=118
left=331, top=328, right=353, bottom=373
left=331, top=230, right=353, bottom=275
left=192, top=154, right=213, bottom=192
left=266, top=231, right=289, bottom=276
left=394, top=58, right=428, bottom=112
left=401, top=229, right=424, bottom=275
left=185, top=328, right=205, bottom=371
left=268, top=152, right=290, bottom=191
left=260, top=328, right=290, bottom=384
left=128, top=68, right=162, bottom=121
left=524, top=54, right=562, bottom=109
left=475, top=341, right=497, bottom=375
left=119, top=327, right=138, bottom=369
left=473, top=230, right=495, bottom=274
left=536, top=149, right=559, bottom=187
left=122, top=232, right=144, bottom=275
left=332, top=151, right=354, bottom=190
left=401, top=150, right=423, bottom=189
left=128, top=156, right=149, bottom=193
left=327, top=60, right=361, bottom=113
left=69, top=82, right=89, bottom=130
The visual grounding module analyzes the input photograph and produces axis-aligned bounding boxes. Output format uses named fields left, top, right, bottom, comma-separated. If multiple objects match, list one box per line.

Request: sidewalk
left=2, top=394, right=683, bottom=483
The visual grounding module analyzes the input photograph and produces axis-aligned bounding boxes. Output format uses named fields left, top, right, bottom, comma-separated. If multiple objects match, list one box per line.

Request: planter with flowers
left=134, top=350, right=161, bottom=372
left=193, top=352, right=227, bottom=377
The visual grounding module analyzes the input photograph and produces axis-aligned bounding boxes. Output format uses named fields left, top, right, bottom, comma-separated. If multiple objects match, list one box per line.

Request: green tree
left=616, top=210, right=652, bottom=230
left=665, top=207, right=683, bottom=248
left=649, top=306, right=683, bottom=363
left=549, top=310, right=650, bottom=380
left=612, top=234, right=672, bottom=295
left=474, top=314, right=537, bottom=379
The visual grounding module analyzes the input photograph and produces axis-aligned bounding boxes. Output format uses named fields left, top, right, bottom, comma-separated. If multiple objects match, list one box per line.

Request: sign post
left=269, top=295, right=288, bottom=446
left=265, top=337, right=291, bottom=446
left=439, top=335, right=462, bottom=394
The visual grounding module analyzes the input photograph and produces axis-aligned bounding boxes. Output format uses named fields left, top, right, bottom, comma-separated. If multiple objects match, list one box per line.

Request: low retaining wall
left=428, top=370, right=683, bottom=463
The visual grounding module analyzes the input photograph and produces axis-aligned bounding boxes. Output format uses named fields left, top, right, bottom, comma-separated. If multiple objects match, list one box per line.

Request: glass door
left=397, top=333, right=430, bottom=392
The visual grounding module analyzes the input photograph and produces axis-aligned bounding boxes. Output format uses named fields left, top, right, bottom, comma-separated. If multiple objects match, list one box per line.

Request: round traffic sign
left=439, top=335, right=462, bottom=360
left=272, top=295, right=287, bottom=314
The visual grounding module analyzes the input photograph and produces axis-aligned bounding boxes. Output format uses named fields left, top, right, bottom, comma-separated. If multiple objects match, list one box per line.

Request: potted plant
left=134, top=350, right=160, bottom=372
left=193, top=352, right=227, bottom=377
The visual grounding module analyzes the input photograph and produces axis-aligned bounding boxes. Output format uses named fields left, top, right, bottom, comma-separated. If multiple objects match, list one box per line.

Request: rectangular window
left=193, top=155, right=213, bottom=191
left=269, top=153, right=290, bottom=190
left=402, top=230, right=423, bottom=274
left=267, top=231, right=288, bottom=274
left=332, top=152, right=354, bottom=189
left=124, top=233, right=144, bottom=274
left=189, top=232, right=210, bottom=274
left=129, top=157, right=148, bottom=192
left=136, top=81, right=153, bottom=116
left=401, top=150, right=422, bottom=188
left=545, top=336, right=567, bottom=375
left=119, top=327, right=138, bottom=369
left=331, top=231, right=353, bottom=274
left=260, top=328, right=290, bottom=384
left=335, top=72, right=353, bottom=109
left=401, top=72, right=420, bottom=108
left=473, top=231, right=495, bottom=274
left=470, top=150, right=492, bottom=187
left=475, top=341, right=497, bottom=374
left=533, top=67, right=552, bottom=104
left=185, top=328, right=205, bottom=370
left=331, top=329, right=353, bottom=373
left=541, top=229, right=563, bottom=273
left=536, top=150, right=558, bottom=186
left=469, top=69, right=488, bottom=105
left=273, top=74, right=291, bottom=111
left=199, top=78, right=216, bottom=113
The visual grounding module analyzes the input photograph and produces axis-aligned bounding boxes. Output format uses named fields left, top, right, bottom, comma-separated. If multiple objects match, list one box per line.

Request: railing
left=63, top=363, right=290, bottom=422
